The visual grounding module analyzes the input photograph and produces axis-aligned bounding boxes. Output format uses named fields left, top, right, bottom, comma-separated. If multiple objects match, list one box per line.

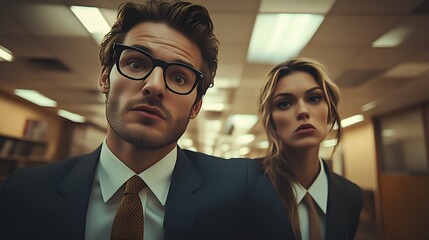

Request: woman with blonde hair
left=258, top=58, right=363, bottom=240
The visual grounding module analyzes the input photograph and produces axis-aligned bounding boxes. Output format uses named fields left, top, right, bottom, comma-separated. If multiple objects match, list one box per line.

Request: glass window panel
left=379, top=108, right=428, bottom=174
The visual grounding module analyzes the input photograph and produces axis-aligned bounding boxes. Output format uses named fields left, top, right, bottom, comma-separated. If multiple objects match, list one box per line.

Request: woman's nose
left=296, top=101, right=310, bottom=120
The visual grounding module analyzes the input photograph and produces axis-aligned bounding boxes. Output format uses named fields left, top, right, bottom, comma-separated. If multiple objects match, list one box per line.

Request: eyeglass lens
left=118, top=48, right=198, bottom=94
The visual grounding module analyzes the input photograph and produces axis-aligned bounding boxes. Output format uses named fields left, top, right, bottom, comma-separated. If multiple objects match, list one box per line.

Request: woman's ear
left=99, top=66, right=110, bottom=94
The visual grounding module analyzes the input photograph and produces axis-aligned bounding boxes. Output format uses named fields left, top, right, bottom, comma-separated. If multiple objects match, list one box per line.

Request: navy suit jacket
left=323, top=161, right=363, bottom=240
left=0, top=146, right=295, bottom=240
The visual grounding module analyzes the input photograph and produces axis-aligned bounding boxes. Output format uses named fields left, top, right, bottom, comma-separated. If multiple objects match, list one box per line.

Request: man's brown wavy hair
left=99, top=0, right=219, bottom=101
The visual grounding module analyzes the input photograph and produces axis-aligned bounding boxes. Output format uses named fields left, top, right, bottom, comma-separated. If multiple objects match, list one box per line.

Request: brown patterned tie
left=303, top=193, right=322, bottom=240
left=111, top=175, right=145, bottom=240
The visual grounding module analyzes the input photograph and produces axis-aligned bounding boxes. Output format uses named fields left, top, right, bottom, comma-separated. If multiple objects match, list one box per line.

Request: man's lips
left=132, top=105, right=165, bottom=119
left=295, top=123, right=315, bottom=132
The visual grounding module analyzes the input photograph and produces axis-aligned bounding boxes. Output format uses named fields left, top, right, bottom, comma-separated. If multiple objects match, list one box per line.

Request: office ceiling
left=0, top=0, right=428, bottom=157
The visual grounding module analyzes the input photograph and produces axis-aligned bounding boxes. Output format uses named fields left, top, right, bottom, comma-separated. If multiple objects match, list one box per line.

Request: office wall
left=342, top=121, right=378, bottom=190
left=0, top=93, right=64, bottom=161
left=68, top=123, right=106, bottom=157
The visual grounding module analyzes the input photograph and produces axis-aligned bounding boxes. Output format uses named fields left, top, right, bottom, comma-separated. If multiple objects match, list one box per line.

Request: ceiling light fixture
left=0, top=45, right=14, bottom=62
left=178, top=138, right=193, bottom=148
left=247, top=13, right=324, bottom=64
left=14, top=89, right=57, bottom=107
left=228, top=114, right=258, bottom=133
left=361, top=101, right=378, bottom=112
left=322, top=139, right=337, bottom=148
left=341, top=115, right=364, bottom=128
left=236, top=134, right=255, bottom=145
left=57, top=109, right=85, bottom=123
left=256, top=140, right=269, bottom=149
left=70, top=6, right=111, bottom=44
left=201, top=102, right=226, bottom=112
left=372, top=27, right=411, bottom=48
left=382, top=129, right=395, bottom=137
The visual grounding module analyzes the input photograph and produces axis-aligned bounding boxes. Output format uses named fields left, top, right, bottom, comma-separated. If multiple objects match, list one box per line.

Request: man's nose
left=141, top=67, right=166, bottom=99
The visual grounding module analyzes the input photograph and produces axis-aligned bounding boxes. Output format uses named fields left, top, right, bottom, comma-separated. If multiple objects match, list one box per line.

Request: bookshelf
left=0, top=133, right=49, bottom=181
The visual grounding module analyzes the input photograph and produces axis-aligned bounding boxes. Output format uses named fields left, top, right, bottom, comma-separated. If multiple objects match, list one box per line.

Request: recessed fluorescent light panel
left=201, top=103, right=226, bottom=112
left=70, top=6, right=111, bottom=44
left=341, top=115, right=364, bottom=128
left=0, top=45, right=14, bottom=62
left=361, top=101, right=378, bottom=112
left=247, top=13, right=324, bottom=64
left=236, top=134, right=255, bottom=145
left=57, top=109, right=85, bottom=123
left=322, top=138, right=337, bottom=148
left=372, top=27, right=411, bottom=48
left=14, top=89, right=57, bottom=107
left=256, top=140, right=269, bottom=149
left=229, top=114, right=258, bottom=133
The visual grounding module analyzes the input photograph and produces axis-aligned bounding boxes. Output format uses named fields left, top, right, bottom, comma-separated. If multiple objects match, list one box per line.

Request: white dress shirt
left=85, top=141, right=176, bottom=240
left=293, top=159, right=329, bottom=240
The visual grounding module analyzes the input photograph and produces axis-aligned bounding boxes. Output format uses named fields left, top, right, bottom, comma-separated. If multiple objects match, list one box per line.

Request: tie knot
left=124, top=175, right=145, bottom=194
left=303, top=193, right=316, bottom=208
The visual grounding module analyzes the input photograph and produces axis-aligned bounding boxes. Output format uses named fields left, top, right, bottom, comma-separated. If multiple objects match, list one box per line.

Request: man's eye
left=129, top=61, right=143, bottom=70
left=172, top=75, right=186, bottom=84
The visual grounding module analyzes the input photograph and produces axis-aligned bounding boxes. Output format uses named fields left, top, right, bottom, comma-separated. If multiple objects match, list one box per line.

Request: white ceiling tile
left=330, top=0, right=424, bottom=14
left=12, top=4, right=89, bottom=37
left=309, top=15, right=401, bottom=45
left=211, top=13, right=256, bottom=44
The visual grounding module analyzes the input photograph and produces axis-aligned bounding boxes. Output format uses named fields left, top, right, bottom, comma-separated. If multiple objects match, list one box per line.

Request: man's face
left=99, top=22, right=203, bottom=149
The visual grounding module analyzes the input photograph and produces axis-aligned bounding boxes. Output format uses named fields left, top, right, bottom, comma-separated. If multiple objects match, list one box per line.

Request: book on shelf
left=0, top=139, right=15, bottom=156
left=11, top=141, right=33, bottom=156
left=23, top=119, right=48, bottom=140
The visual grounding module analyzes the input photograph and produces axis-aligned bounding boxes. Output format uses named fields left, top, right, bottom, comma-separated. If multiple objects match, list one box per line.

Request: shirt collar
left=98, top=140, right=176, bottom=206
left=293, top=159, right=329, bottom=213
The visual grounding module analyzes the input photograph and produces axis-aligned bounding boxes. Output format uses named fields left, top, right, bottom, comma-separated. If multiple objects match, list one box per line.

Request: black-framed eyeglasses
left=113, top=43, right=204, bottom=95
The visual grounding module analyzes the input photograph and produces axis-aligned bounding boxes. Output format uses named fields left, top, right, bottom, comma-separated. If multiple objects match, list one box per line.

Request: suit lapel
left=324, top=161, right=349, bottom=240
left=52, top=147, right=100, bottom=239
left=163, top=148, right=201, bottom=240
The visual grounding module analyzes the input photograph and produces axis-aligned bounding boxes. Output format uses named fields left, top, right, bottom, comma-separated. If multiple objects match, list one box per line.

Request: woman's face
left=270, top=71, right=329, bottom=150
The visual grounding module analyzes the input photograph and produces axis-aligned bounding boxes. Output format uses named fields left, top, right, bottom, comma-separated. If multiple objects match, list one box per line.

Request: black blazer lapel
left=163, top=147, right=201, bottom=240
left=324, top=161, right=352, bottom=240
left=52, top=147, right=100, bottom=239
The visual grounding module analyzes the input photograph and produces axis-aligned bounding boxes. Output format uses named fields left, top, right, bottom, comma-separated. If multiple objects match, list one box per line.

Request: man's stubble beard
left=105, top=94, right=191, bottom=150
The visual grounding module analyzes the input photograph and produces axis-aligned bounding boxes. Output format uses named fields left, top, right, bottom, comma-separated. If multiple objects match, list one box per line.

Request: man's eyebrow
left=130, top=44, right=197, bottom=68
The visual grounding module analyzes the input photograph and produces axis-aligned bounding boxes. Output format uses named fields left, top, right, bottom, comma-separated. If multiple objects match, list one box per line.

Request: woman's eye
left=308, top=95, right=323, bottom=104
left=277, top=101, right=291, bottom=109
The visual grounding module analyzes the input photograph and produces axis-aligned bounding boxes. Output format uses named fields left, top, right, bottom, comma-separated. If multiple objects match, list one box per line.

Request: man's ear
left=99, top=66, right=110, bottom=94
left=190, top=99, right=202, bottom=119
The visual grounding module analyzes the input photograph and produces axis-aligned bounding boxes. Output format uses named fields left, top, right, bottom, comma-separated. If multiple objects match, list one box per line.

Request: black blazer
left=323, top=160, right=363, bottom=240
left=0, top=146, right=295, bottom=240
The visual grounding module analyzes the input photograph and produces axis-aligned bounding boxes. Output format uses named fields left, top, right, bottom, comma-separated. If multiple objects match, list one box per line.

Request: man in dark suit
left=0, top=1, right=294, bottom=239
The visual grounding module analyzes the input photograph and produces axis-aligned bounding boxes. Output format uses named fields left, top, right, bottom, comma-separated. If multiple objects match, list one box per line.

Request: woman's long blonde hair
left=258, top=58, right=341, bottom=239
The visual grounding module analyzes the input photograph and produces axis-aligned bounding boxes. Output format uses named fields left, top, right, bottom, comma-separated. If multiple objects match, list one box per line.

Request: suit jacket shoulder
left=0, top=147, right=100, bottom=240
